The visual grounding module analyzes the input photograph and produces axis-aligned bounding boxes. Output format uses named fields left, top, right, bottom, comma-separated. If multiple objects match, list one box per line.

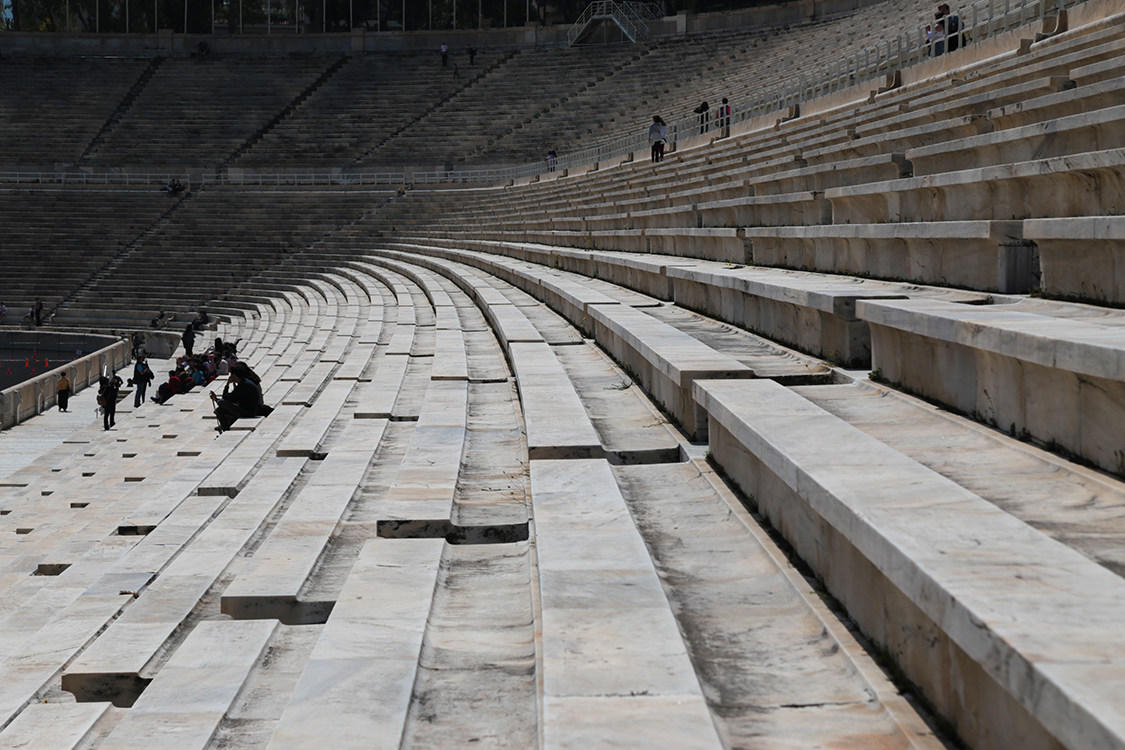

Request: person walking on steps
left=99, top=373, right=122, bottom=430
left=648, top=116, right=668, bottom=163
left=56, top=372, right=71, bottom=412
left=182, top=324, right=196, bottom=358
left=132, top=357, right=154, bottom=408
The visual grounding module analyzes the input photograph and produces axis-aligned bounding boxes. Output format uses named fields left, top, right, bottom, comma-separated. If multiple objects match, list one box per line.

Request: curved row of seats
left=350, top=242, right=1125, bottom=749
left=349, top=7, right=1125, bottom=478
left=0, top=240, right=956, bottom=748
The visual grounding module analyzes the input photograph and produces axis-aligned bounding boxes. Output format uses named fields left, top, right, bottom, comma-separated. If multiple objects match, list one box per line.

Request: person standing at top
left=694, top=101, right=710, bottom=135
left=939, top=3, right=961, bottom=52
left=648, top=116, right=668, bottom=163
left=545, top=150, right=557, bottom=172
left=441, top=43, right=449, bottom=66
left=468, top=45, right=477, bottom=65
left=0, top=301, right=7, bottom=323
left=928, top=9, right=947, bottom=56
left=56, top=372, right=71, bottom=412
left=716, top=97, right=731, bottom=134
left=182, top=324, right=196, bottom=358
left=33, top=297, right=43, bottom=326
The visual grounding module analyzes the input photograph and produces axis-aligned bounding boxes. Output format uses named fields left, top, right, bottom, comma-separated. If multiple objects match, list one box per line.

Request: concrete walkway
left=0, top=387, right=101, bottom=481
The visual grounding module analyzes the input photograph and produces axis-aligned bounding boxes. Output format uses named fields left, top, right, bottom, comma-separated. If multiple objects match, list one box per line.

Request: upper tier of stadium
left=3, top=0, right=974, bottom=170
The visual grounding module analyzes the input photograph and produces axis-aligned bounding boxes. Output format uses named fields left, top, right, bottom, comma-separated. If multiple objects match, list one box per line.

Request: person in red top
left=153, top=370, right=182, bottom=404
left=716, top=97, right=731, bottom=134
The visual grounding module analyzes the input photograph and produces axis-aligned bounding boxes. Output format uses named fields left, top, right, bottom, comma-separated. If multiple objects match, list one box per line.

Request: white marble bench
left=530, top=459, right=721, bottom=750
left=804, top=114, right=989, bottom=167
left=95, top=620, right=278, bottom=750
left=0, top=702, right=112, bottom=750
left=0, top=567, right=154, bottom=727
left=907, top=103, right=1125, bottom=175
left=1024, top=214, right=1125, bottom=304
left=277, top=380, right=358, bottom=458
left=353, top=356, right=410, bottom=419
left=856, top=295, right=1125, bottom=474
left=644, top=226, right=749, bottom=263
left=265, top=537, right=443, bottom=750
left=586, top=304, right=754, bottom=439
left=430, top=328, right=469, bottom=381
left=988, top=75, right=1125, bottom=130
left=665, top=263, right=913, bottom=367
left=744, top=220, right=1034, bottom=292
left=694, top=377, right=1125, bottom=750
left=697, top=190, right=831, bottom=229
left=376, top=379, right=467, bottom=532
left=826, top=147, right=1125, bottom=225
left=221, top=418, right=388, bottom=623
left=64, top=457, right=305, bottom=705
left=510, top=342, right=603, bottom=460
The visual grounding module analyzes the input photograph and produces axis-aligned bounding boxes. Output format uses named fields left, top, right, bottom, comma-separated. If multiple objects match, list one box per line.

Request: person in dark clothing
left=440, top=43, right=449, bottom=66
left=57, top=373, right=71, bottom=412
left=940, top=3, right=961, bottom=52
left=210, top=361, right=263, bottom=433
left=694, top=101, right=710, bottom=135
left=33, top=298, right=43, bottom=326
left=132, top=357, right=154, bottom=408
left=99, top=373, right=122, bottom=430
left=154, top=370, right=182, bottom=404
left=468, top=45, right=477, bottom=64
left=182, top=324, right=196, bottom=357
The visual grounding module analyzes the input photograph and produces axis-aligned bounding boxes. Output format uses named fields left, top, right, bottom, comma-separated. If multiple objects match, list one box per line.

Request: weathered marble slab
left=857, top=296, right=1125, bottom=472
left=0, top=701, right=112, bottom=750
left=530, top=459, right=721, bottom=750
left=265, top=537, right=443, bottom=750
left=96, top=620, right=278, bottom=750
left=510, top=342, right=603, bottom=460
left=694, top=378, right=1125, bottom=750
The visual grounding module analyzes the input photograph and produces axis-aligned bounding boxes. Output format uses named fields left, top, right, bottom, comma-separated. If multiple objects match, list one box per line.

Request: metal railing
left=0, top=0, right=1081, bottom=192
left=626, top=2, right=665, bottom=19
left=568, top=0, right=649, bottom=45
left=0, top=167, right=528, bottom=188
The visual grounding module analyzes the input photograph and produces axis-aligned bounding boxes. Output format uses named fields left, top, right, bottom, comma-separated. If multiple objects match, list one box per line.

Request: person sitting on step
left=210, top=361, right=263, bottom=434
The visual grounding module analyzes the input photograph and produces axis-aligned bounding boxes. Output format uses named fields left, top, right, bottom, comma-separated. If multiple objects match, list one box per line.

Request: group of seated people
left=151, top=336, right=239, bottom=405
left=162, top=178, right=187, bottom=197
left=149, top=336, right=272, bottom=433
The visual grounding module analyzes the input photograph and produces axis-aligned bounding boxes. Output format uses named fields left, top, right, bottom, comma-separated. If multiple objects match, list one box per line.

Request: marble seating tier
left=694, top=377, right=1125, bottom=750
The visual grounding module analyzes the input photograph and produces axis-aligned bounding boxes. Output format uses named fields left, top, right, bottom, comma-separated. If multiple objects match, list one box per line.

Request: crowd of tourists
left=88, top=332, right=270, bottom=434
